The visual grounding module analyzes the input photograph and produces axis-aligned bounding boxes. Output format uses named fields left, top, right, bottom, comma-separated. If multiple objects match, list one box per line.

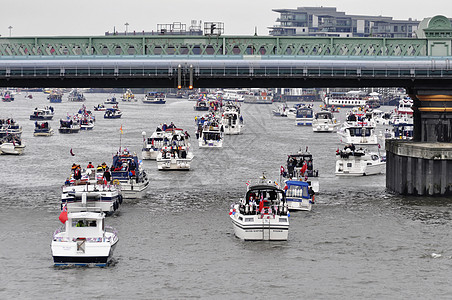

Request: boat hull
left=336, top=160, right=385, bottom=176
left=34, top=129, right=54, bottom=136
left=143, top=100, right=166, bottom=104
left=52, top=240, right=117, bottom=267
left=230, top=215, right=289, bottom=241
left=157, top=157, right=192, bottom=171
left=119, top=180, right=150, bottom=199
left=287, top=197, right=312, bottom=211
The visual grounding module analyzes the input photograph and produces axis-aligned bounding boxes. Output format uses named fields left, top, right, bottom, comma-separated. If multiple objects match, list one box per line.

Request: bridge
left=2, top=15, right=452, bottom=196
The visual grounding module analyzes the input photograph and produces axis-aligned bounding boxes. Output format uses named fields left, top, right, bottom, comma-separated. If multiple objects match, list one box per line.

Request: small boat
left=48, top=89, right=63, bottom=103
left=243, top=89, right=273, bottom=104
left=272, top=103, right=288, bottom=117
left=198, top=116, right=224, bottom=148
left=194, top=99, right=210, bottom=111
left=335, top=145, right=385, bottom=176
left=110, top=148, right=150, bottom=199
left=142, top=129, right=167, bottom=160
left=33, top=121, right=54, bottom=136
left=29, top=106, right=55, bottom=120
left=0, top=119, right=23, bottom=138
left=121, top=89, right=135, bottom=102
left=2, top=90, right=15, bottom=102
left=94, top=104, right=106, bottom=111
left=59, top=118, right=81, bottom=134
left=51, top=206, right=119, bottom=266
left=142, top=92, right=166, bottom=104
left=295, top=105, right=314, bottom=126
left=104, top=107, right=122, bottom=119
left=156, top=128, right=194, bottom=171
left=0, top=134, right=25, bottom=155
left=281, top=148, right=319, bottom=193
left=230, top=176, right=289, bottom=241
left=67, top=89, right=86, bottom=102
left=104, top=96, right=118, bottom=105
left=312, top=111, right=338, bottom=132
left=221, top=104, right=243, bottom=135
left=283, top=180, right=315, bottom=211
left=80, top=118, right=94, bottom=130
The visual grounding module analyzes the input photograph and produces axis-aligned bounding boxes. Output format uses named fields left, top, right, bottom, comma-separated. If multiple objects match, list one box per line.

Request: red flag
left=70, top=148, right=75, bottom=156
left=59, top=204, right=68, bottom=224
left=300, top=162, right=308, bottom=175
left=259, top=200, right=264, bottom=213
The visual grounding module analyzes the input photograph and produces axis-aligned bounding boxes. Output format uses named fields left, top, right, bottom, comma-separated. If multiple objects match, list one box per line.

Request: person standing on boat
left=103, top=167, right=111, bottom=184
left=87, top=162, right=94, bottom=169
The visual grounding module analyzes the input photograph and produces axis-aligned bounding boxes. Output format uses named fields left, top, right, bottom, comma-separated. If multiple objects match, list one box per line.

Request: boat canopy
left=285, top=180, right=310, bottom=199
left=245, top=185, right=286, bottom=204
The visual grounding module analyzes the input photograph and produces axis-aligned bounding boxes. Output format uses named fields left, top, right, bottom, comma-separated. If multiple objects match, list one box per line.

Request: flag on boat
left=300, top=162, right=308, bottom=175
left=120, top=125, right=123, bottom=134
left=70, top=148, right=75, bottom=156
left=59, top=204, right=68, bottom=224
left=280, top=166, right=285, bottom=175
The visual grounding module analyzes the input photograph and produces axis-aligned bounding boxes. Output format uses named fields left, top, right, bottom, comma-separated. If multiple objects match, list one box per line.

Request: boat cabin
left=315, top=111, right=333, bottom=120
left=286, top=152, right=318, bottom=177
left=284, top=181, right=311, bottom=199
left=240, top=185, right=287, bottom=215
left=64, top=210, right=105, bottom=239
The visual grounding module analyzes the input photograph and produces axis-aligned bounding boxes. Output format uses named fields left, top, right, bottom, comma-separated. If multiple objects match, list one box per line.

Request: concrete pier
left=386, top=140, right=452, bottom=195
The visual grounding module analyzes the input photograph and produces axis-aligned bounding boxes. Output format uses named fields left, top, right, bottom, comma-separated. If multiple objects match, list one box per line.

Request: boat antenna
left=119, top=124, right=123, bottom=153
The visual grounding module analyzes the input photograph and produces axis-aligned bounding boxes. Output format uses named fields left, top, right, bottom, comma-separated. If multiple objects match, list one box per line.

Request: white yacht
left=51, top=206, right=118, bottom=266
left=0, top=135, right=25, bottom=155
left=221, top=104, right=243, bottom=135
left=143, top=92, right=166, bottom=104
left=110, top=149, right=150, bottom=199
left=61, top=184, right=123, bottom=215
left=294, top=105, right=314, bottom=126
left=335, top=145, right=385, bottom=176
left=230, top=177, right=289, bottom=241
left=324, top=90, right=379, bottom=107
left=284, top=180, right=315, bottom=211
left=222, top=89, right=246, bottom=102
left=29, top=107, right=54, bottom=120
left=312, top=111, right=338, bottom=132
left=156, top=128, right=194, bottom=171
left=337, top=122, right=378, bottom=145
left=33, top=121, right=54, bottom=136
left=142, top=130, right=167, bottom=160
left=199, top=117, right=224, bottom=148
left=59, top=118, right=81, bottom=134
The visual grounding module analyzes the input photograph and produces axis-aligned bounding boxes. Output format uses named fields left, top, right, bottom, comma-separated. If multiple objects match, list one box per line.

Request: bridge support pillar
left=386, top=90, right=452, bottom=195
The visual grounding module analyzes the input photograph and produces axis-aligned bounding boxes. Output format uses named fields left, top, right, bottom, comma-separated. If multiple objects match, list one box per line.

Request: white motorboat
left=143, top=92, right=166, bottom=104
left=272, top=103, right=288, bottom=117
left=194, top=99, right=210, bottom=111
left=281, top=148, right=319, bottom=193
left=33, top=121, right=54, bottom=136
left=0, top=135, right=25, bottom=155
left=222, top=89, right=246, bottom=102
left=243, top=89, right=273, bottom=104
left=142, top=129, right=167, bottom=160
left=230, top=177, right=289, bottom=241
left=221, top=104, right=243, bottom=135
left=104, top=107, right=122, bottom=119
left=335, top=145, right=386, bottom=176
left=198, top=116, right=224, bottom=148
left=0, top=119, right=23, bottom=137
left=104, top=96, right=118, bottom=105
left=395, top=96, right=413, bottom=116
left=29, top=107, right=54, bottom=120
left=51, top=206, right=118, bottom=266
left=337, top=121, right=379, bottom=145
left=284, top=180, right=315, bottom=211
left=156, top=128, right=194, bottom=171
left=312, top=111, right=338, bottom=132
left=286, top=107, right=297, bottom=119
left=94, top=104, right=106, bottom=111
left=59, top=118, right=81, bottom=134
left=323, top=90, right=379, bottom=107
left=110, top=149, right=150, bottom=199
left=61, top=184, right=123, bottom=215
left=295, top=105, right=314, bottom=126
left=67, top=89, right=86, bottom=102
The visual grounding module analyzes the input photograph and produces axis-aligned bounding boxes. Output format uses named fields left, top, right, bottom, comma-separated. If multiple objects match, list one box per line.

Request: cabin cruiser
left=221, top=104, right=243, bottom=135
left=281, top=148, right=319, bottom=193
left=0, top=119, right=23, bottom=138
left=121, top=89, right=135, bottom=102
left=61, top=183, right=123, bottom=216
left=156, top=128, right=193, bottom=170
left=143, top=92, right=166, bottom=104
left=33, top=121, right=54, bottom=136
left=48, top=89, right=63, bottom=103
left=194, top=99, right=210, bottom=111
left=94, top=104, right=106, bottom=111
left=104, top=107, right=122, bottom=119
left=395, top=97, right=413, bottom=116
left=230, top=176, right=289, bottom=241
left=51, top=206, right=118, bottom=266
left=198, top=116, right=224, bottom=148
left=80, top=118, right=94, bottom=130
left=0, top=134, right=25, bottom=155
left=338, top=110, right=378, bottom=145
left=110, top=149, right=149, bottom=199
left=284, top=180, right=315, bottom=211
left=223, top=89, right=246, bottom=102
left=59, top=118, right=81, bottom=134
left=68, top=89, right=86, bottom=102
left=29, top=107, right=54, bottom=120
left=142, top=130, right=167, bottom=160
left=312, top=111, right=338, bottom=132
left=104, top=96, right=118, bottom=105
left=295, top=105, right=314, bottom=126
left=335, top=145, right=385, bottom=176
left=323, top=90, right=379, bottom=107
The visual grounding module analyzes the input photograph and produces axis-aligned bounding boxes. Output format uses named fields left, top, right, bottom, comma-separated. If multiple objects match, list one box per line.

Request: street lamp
left=124, top=22, right=129, bottom=35
left=8, top=26, right=12, bottom=37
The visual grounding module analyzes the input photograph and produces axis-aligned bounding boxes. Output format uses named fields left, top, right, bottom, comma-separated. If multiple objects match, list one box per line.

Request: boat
left=221, top=103, right=243, bottom=135
left=142, top=128, right=167, bottom=160
left=51, top=206, right=118, bottom=266
left=272, top=103, right=288, bottom=117
left=194, top=98, right=210, bottom=111
left=94, top=104, right=106, bottom=111
left=229, top=175, right=289, bottom=241
left=281, top=148, right=319, bottom=193
left=337, top=108, right=379, bottom=145
left=394, top=96, right=413, bottom=116
left=48, top=89, right=63, bottom=103
left=143, top=92, right=166, bottom=104
left=104, top=107, right=122, bottom=119
left=243, top=89, right=273, bottom=104
left=0, top=119, right=23, bottom=138
left=0, top=134, right=25, bottom=155
left=198, top=115, right=224, bottom=148
left=33, top=121, right=54, bottom=136
left=61, top=180, right=123, bottom=216
left=323, top=90, right=380, bottom=107
left=121, top=89, right=135, bottom=102
left=68, top=89, right=86, bottom=102
left=283, top=180, right=315, bottom=211
left=156, top=128, right=194, bottom=171
left=222, top=89, right=246, bottom=102
left=104, top=96, right=118, bottom=105
left=29, top=106, right=55, bottom=120
left=312, top=111, right=338, bottom=132
left=294, top=105, right=314, bottom=126
left=2, top=90, right=14, bottom=102
left=59, top=118, right=81, bottom=134
left=384, top=119, right=414, bottom=140
left=335, top=145, right=385, bottom=176
left=110, top=148, right=150, bottom=199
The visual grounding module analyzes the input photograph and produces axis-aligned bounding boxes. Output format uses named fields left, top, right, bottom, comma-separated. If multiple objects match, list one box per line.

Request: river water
left=0, top=93, right=451, bottom=299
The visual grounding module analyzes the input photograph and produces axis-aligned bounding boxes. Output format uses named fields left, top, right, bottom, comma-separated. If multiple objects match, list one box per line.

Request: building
left=269, top=7, right=420, bottom=38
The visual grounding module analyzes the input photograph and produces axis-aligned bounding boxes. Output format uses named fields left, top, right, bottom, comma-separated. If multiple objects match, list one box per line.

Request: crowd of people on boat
left=34, top=121, right=50, bottom=129
left=236, top=191, right=289, bottom=216
left=156, top=122, right=177, bottom=132
left=65, top=162, right=112, bottom=186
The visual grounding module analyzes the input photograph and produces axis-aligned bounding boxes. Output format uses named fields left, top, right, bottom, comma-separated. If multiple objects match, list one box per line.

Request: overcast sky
left=1, top=0, right=451, bottom=37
